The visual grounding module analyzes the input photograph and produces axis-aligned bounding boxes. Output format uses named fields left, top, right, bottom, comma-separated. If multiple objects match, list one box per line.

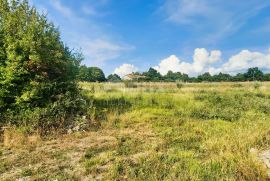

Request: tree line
left=80, top=66, right=270, bottom=83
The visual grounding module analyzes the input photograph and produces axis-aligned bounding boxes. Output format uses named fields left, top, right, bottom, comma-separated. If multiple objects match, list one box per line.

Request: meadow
left=1, top=82, right=270, bottom=180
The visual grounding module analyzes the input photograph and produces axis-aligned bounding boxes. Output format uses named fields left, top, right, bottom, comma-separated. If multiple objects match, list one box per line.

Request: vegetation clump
left=0, top=0, right=88, bottom=132
left=78, top=66, right=106, bottom=82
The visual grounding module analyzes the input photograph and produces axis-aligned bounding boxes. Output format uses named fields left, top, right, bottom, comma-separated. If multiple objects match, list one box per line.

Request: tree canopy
left=0, top=0, right=82, bottom=117
left=77, top=66, right=106, bottom=82
left=107, top=74, right=121, bottom=82
left=244, top=67, right=264, bottom=81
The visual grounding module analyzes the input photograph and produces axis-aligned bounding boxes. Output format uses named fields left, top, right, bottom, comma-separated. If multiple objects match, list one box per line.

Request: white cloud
left=153, top=55, right=183, bottom=75
left=154, top=48, right=222, bottom=76
left=114, top=64, right=138, bottom=77
left=221, top=50, right=270, bottom=74
left=154, top=48, right=270, bottom=76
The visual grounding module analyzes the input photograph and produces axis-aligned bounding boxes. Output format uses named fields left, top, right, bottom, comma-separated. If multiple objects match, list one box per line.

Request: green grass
left=81, top=82, right=270, bottom=180
left=2, top=82, right=270, bottom=180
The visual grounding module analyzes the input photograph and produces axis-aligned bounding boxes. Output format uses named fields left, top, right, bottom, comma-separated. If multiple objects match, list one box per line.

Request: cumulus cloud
left=154, top=48, right=222, bottom=76
left=221, top=50, right=270, bottom=74
left=114, top=64, right=138, bottom=78
left=154, top=48, right=270, bottom=76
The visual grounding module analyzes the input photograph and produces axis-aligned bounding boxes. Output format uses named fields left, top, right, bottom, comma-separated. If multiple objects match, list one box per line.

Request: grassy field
left=1, top=82, right=270, bottom=180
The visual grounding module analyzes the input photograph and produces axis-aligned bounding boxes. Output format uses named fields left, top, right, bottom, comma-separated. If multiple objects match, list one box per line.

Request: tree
left=89, top=67, right=106, bottom=82
left=164, top=71, right=182, bottom=82
left=198, top=72, right=212, bottom=82
left=144, top=68, right=162, bottom=81
left=107, top=74, right=121, bottom=82
left=0, top=0, right=82, bottom=113
left=244, top=67, right=264, bottom=81
left=77, top=65, right=90, bottom=81
left=212, top=73, right=232, bottom=82
left=77, top=66, right=106, bottom=82
left=182, top=73, right=189, bottom=82
left=263, top=73, right=270, bottom=81
left=232, top=73, right=245, bottom=82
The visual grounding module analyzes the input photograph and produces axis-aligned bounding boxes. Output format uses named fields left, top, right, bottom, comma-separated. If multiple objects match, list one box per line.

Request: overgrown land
left=1, top=0, right=270, bottom=180
left=2, top=82, right=270, bottom=180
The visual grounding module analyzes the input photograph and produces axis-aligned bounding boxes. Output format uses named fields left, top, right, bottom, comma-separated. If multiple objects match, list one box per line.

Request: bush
left=2, top=89, right=92, bottom=135
left=0, top=0, right=87, bottom=132
left=176, top=83, right=184, bottom=89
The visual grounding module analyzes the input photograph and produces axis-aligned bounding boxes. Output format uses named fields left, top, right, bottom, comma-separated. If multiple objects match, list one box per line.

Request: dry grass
left=1, top=82, right=270, bottom=180
left=3, top=128, right=41, bottom=148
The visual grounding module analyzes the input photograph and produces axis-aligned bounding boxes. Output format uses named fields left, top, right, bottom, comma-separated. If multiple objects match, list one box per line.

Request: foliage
left=163, top=71, right=189, bottom=82
left=143, top=68, right=162, bottom=81
left=244, top=67, right=264, bottom=81
left=107, top=74, right=122, bottom=82
left=77, top=66, right=106, bottom=82
left=113, top=67, right=270, bottom=83
left=0, top=0, right=86, bottom=130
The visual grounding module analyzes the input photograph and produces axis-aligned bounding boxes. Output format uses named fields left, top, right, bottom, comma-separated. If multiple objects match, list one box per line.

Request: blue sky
left=30, top=0, right=270, bottom=76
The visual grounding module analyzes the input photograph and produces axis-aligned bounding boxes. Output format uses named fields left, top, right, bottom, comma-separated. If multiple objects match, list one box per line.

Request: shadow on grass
left=94, top=97, right=132, bottom=113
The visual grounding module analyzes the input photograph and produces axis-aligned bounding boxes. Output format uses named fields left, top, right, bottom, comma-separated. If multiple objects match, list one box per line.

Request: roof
left=123, top=74, right=146, bottom=79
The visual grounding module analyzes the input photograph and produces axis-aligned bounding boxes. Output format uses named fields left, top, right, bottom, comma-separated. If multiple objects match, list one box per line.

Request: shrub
left=0, top=0, right=87, bottom=132
left=176, top=83, right=184, bottom=89
left=21, top=168, right=33, bottom=177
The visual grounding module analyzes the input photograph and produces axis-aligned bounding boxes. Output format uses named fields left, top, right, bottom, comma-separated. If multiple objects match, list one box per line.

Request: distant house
left=123, top=74, right=146, bottom=81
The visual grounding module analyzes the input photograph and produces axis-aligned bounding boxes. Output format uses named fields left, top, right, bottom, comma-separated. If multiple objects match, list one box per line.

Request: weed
left=21, top=168, right=33, bottom=177
left=254, top=82, right=261, bottom=89
left=176, top=83, right=184, bottom=89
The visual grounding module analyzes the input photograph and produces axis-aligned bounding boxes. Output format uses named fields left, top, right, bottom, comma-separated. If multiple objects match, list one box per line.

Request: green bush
left=0, top=0, right=87, bottom=131
left=176, top=83, right=184, bottom=89
left=2, top=89, right=92, bottom=134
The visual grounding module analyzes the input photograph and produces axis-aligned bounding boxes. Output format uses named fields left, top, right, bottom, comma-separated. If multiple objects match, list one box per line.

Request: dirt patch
left=259, top=150, right=270, bottom=176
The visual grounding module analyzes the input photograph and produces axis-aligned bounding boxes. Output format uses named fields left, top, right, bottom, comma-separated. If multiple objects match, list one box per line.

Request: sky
left=30, top=0, right=270, bottom=77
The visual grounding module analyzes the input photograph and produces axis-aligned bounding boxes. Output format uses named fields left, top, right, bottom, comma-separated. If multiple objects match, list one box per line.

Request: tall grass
left=2, top=82, right=270, bottom=180
left=78, top=82, right=270, bottom=180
